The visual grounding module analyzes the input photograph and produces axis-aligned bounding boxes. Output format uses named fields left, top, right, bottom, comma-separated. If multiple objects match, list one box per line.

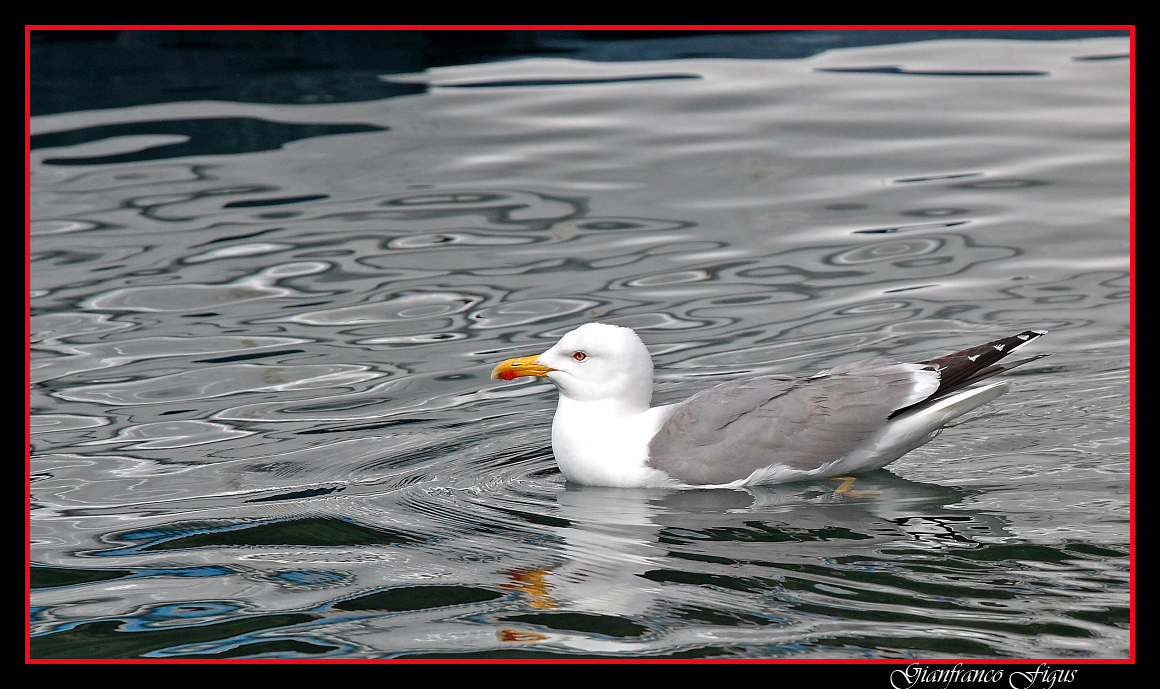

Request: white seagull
left=492, top=323, right=1047, bottom=488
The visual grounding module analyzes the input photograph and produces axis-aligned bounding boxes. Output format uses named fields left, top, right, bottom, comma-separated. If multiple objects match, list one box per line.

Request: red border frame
left=25, top=25, right=1135, bottom=665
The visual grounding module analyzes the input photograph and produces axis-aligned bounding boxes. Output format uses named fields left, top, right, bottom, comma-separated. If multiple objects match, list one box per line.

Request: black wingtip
left=1013, top=329, right=1049, bottom=345
left=889, top=329, right=1049, bottom=418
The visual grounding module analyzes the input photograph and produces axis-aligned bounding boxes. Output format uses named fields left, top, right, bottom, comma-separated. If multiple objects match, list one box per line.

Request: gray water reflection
left=30, top=37, right=1130, bottom=658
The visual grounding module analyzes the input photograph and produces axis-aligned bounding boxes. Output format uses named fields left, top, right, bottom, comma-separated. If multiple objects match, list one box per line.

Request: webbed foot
left=832, top=476, right=881, bottom=498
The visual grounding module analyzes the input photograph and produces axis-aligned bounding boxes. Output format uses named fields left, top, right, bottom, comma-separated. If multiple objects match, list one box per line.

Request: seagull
left=491, top=323, right=1047, bottom=488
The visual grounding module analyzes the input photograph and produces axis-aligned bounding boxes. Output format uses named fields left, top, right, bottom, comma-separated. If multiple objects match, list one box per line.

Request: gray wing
left=646, top=362, right=936, bottom=485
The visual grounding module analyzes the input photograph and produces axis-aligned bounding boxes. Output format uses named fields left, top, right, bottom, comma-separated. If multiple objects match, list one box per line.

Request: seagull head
left=491, top=323, right=654, bottom=407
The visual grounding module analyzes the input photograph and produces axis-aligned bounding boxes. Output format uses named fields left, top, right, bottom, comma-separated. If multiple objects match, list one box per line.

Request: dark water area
left=29, top=30, right=1131, bottom=659
left=29, top=29, right=1129, bottom=115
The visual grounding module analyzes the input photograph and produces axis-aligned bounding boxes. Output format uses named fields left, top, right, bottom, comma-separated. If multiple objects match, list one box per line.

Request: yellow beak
left=491, top=354, right=555, bottom=381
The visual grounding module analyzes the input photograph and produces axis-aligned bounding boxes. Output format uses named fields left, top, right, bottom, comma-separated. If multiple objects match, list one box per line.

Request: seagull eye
left=573, top=351, right=588, bottom=362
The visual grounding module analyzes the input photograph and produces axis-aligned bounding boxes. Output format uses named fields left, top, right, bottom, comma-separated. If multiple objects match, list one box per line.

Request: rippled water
left=29, top=37, right=1131, bottom=659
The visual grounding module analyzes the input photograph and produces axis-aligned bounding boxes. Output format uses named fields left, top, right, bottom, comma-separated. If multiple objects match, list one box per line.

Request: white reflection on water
left=30, top=37, right=1130, bottom=659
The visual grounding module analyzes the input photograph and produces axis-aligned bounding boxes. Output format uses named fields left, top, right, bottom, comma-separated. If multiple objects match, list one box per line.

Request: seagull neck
left=556, top=395, right=651, bottom=419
